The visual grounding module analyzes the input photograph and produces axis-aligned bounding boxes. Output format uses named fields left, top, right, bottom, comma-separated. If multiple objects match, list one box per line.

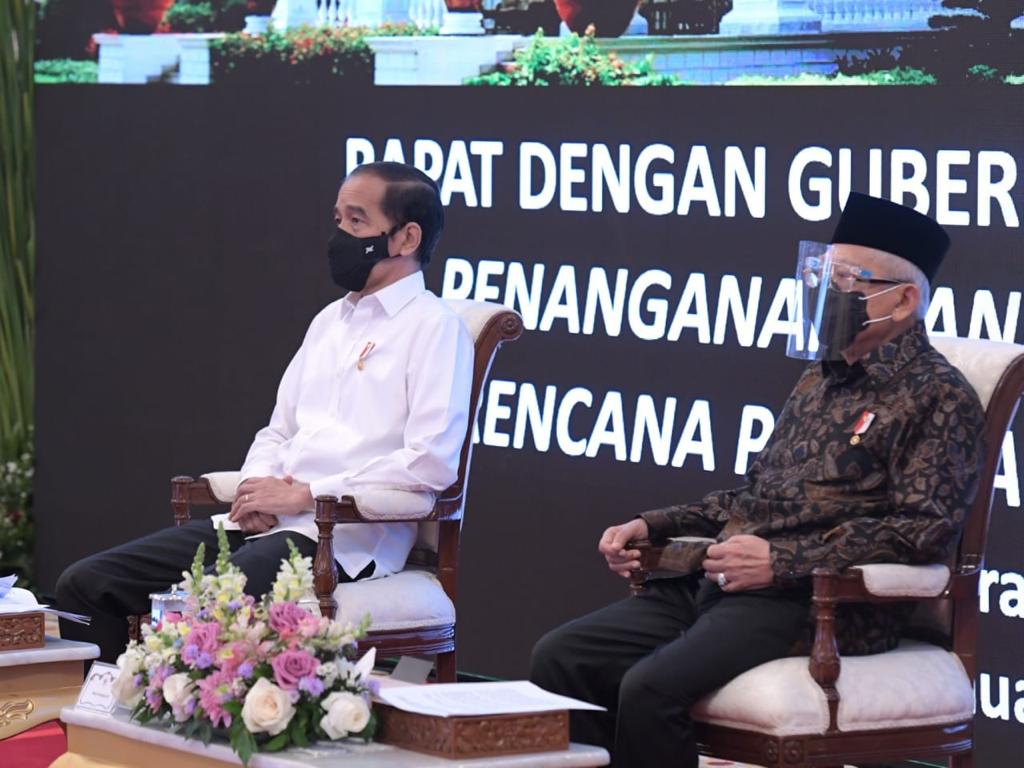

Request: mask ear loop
left=857, top=282, right=906, bottom=326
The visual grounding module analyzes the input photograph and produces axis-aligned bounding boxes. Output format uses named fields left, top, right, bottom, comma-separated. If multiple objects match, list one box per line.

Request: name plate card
left=75, top=661, right=120, bottom=715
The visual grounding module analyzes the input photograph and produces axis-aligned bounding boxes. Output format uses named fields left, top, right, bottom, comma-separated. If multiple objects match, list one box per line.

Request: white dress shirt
left=211, top=271, right=474, bottom=580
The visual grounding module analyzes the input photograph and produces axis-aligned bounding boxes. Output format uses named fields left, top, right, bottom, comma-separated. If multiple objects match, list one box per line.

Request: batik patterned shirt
left=641, top=321, right=985, bottom=654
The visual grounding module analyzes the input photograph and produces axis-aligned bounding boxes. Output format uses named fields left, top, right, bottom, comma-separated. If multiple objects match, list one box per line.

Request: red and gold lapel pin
left=357, top=341, right=376, bottom=371
left=849, top=410, right=876, bottom=445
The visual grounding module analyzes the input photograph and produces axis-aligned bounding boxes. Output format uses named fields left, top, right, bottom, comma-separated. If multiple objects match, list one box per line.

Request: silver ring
left=245, top=494, right=251, bottom=503
left=717, top=572, right=728, bottom=588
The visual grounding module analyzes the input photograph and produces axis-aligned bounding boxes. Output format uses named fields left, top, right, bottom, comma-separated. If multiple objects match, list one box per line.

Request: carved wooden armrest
left=808, top=564, right=973, bottom=733
left=169, top=474, right=237, bottom=526
left=311, top=490, right=456, bottom=621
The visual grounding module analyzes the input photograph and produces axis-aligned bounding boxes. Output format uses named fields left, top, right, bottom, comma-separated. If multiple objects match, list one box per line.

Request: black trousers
left=56, top=519, right=370, bottom=663
left=530, top=576, right=810, bottom=768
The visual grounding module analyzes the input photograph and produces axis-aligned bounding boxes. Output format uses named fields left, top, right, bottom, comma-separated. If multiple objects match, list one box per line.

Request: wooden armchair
left=628, top=336, right=1024, bottom=768
left=143, top=300, right=523, bottom=683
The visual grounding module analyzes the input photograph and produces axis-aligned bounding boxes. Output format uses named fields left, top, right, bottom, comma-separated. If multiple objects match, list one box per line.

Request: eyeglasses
left=801, top=257, right=904, bottom=294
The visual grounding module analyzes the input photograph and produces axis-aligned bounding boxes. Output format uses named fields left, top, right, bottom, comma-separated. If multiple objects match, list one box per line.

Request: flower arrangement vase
left=553, top=0, right=641, bottom=37
left=442, top=0, right=485, bottom=35
left=111, top=0, right=176, bottom=34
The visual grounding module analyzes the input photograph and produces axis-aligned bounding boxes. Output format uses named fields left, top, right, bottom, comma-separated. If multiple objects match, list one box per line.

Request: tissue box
left=0, top=610, right=45, bottom=650
left=376, top=705, right=569, bottom=758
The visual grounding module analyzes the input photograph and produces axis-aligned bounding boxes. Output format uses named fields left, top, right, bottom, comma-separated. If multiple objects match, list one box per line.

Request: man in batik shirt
left=530, top=193, right=985, bottom=768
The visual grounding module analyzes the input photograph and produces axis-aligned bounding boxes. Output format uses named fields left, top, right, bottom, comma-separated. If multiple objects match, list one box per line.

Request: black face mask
left=817, top=287, right=869, bottom=360
left=326, top=228, right=393, bottom=292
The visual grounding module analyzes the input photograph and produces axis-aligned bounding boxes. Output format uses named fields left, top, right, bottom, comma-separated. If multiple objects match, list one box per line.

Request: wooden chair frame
left=153, top=307, right=523, bottom=684
left=627, top=352, right=1024, bottom=768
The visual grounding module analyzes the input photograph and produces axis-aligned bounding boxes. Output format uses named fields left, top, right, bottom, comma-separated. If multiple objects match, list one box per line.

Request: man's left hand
left=702, top=534, right=774, bottom=592
left=229, top=476, right=314, bottom=522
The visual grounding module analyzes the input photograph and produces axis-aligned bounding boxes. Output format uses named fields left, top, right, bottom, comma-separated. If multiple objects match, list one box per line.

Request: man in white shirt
left=57, top=162, right=474, bottom=662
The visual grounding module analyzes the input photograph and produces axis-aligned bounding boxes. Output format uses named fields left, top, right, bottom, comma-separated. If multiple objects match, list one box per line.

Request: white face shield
left=786, top=242, right=907, bottom=362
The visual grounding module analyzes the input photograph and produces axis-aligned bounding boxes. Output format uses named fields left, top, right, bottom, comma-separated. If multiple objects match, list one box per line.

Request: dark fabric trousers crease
left=55, top=519, right=372, bottom=663
left=530, top=576, right=810, bottom=768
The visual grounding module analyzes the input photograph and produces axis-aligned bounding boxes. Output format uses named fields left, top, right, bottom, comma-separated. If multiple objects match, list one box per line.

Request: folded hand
left=229, top=475, right=314, bottom=522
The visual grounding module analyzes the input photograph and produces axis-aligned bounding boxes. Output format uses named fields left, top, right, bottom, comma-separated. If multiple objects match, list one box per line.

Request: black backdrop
left=35, top=84, right=1022, bottom=764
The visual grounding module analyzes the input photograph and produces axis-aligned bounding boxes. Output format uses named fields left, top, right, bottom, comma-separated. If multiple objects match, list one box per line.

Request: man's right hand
left=598, top=518, right=649, bottom=578
left=237, top=512, right=279, bottom=535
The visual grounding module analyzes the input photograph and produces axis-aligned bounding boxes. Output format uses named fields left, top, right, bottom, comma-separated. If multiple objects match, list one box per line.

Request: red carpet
left=0, top=722, right=66, bottom=768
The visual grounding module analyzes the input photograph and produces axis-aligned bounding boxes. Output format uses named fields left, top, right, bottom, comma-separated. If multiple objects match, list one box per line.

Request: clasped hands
left=228, top=475, right=315, bottom=534
left=597, top=518, right=774, bottom=592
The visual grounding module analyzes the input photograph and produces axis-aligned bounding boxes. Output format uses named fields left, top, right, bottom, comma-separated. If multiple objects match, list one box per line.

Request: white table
left=0, top=636, right=99, bottom=740
left=53, top=706, right=610, bottom=768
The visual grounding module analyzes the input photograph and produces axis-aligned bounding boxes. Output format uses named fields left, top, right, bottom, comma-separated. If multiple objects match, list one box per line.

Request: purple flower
left=182, top=645, right=199, bottom=664
left=366, top=678, right=381, bottom=697
left=184, top=621, right=221, bottom=655
left=270, top=649, right=319, bottom=691
left=196, top=651, right=214, bottom=669
left=298, top=676, right=325, bottom=697
left=268, top=602, right=309, bottom=637
left=145, top=686, right=163, bottom=713
left=184, top=697, right=197, bottom=716
left=238, top=661, right=254, bottom=679
left=228, top=599, right=241, bottom=611
left=133, top=674, right=143, bottom=687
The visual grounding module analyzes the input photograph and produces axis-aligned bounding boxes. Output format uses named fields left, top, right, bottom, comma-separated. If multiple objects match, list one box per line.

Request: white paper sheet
left=375, top=681, right=606, bottom=718
left=0, top=580, right=91, bottom=625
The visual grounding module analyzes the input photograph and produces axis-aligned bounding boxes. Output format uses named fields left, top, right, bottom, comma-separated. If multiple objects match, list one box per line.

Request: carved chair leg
left=313, top=497, right=339, bottom=620
left=435, top=651, right=457, bottom=683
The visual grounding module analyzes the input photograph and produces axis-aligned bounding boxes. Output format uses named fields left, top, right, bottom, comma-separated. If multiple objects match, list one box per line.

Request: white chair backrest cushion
left=444, top=299, right=511, bottom=343
left=930, top=336, right=1024, bottom=413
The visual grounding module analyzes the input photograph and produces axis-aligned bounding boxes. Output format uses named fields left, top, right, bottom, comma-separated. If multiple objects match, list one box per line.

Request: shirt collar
left=823, top=321, right=931, bottom=386
left=340, top=271, right=426, bottom=319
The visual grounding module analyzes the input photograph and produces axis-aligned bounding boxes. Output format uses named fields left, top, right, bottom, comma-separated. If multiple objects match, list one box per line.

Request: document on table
left=0, top=576, right=91, bottom=625
left=375, top=681, right=606, bottom=717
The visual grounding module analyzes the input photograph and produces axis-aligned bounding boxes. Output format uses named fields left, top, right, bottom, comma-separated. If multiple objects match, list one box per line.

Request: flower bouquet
left=113, top=526, right=377, bottom=765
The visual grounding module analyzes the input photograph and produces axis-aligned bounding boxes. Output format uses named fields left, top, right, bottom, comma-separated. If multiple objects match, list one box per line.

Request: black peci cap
left=830, top=192, right=950, bottom=283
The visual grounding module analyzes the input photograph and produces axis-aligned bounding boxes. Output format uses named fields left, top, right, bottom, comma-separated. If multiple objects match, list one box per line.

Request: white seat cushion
left=335, top=569, right=454, bottom=632
left=691, top=641, right=973, bottom=737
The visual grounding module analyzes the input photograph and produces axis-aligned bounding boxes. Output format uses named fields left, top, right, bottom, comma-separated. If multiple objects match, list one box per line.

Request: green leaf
left=231, top=727, right=257, bottom=766
left=289, top=713, right=310, bottom=747
left=223, top=700, right=243, bottom=717
left=199, top=721, right=214, bottom=746
left=263, top=732, right=290, bottom=752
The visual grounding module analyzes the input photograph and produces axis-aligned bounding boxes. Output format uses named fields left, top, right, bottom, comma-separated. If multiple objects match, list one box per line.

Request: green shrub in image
left=727, top=67, right=936, bottom=86
left=210, top=26, right=374, bottom=85
left=164, top=2, right=217, bottom=33
left=34, top=58, right=99, bottom=84
left=467, top=29, right=679, bottom=86
left=965, top=63, right=1002, bottom=82
left=164, top=0, right=247, bottom=32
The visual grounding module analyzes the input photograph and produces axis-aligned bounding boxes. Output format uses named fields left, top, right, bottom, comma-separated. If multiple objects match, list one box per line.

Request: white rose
left=162, top=673, right=195, bottom=722
left=319, top=692, right=370, bottom=740
left=241, top=678, right=295, bottom=736
left=116, top=647, right=145, bottom=675
left=111, top=664, right=143, bottom=708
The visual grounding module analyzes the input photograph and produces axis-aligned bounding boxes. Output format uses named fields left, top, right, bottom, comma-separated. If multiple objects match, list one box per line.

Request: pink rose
left=271, top=650, right=319, bottom=691
left=184, top=621, right=221, bottom=655
left=268, top=602, right=309, bottom=637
